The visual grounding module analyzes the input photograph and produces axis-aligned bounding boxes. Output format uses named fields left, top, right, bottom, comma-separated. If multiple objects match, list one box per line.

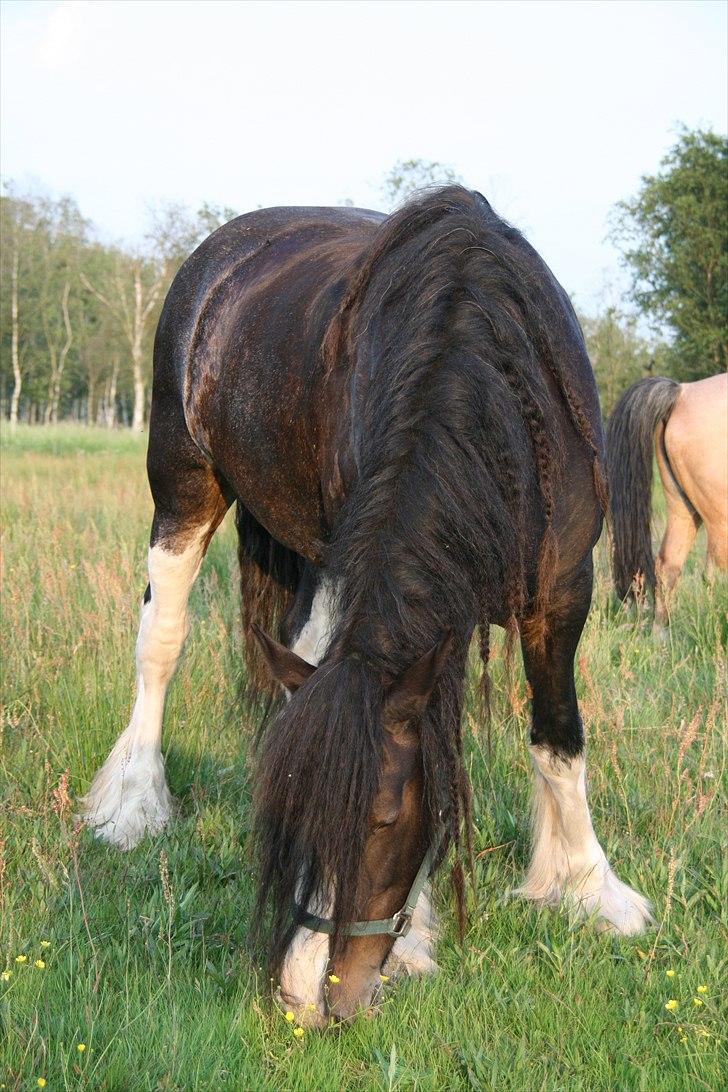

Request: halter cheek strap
left=292, top=826, right=445, bottom=940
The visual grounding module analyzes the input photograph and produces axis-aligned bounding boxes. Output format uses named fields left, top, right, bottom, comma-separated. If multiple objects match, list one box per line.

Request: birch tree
left=81, top=251, right=168, bottom=432
left=1, top=192, right=40, bottom=427
left=41, top=279, right=73, bottom=423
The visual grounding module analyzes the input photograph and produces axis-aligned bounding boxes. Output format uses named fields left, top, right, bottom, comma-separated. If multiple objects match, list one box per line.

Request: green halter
left=292, top=826, right=445, bottom=939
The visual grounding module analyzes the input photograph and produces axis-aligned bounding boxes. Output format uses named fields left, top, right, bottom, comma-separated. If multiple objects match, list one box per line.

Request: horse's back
left=150, top=205, right=383, bottom=556
left=154, top=205, right=383, bottom=397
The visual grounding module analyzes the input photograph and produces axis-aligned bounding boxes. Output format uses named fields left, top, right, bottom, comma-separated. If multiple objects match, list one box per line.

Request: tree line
left=0, top=193, right=236, bottom=430
left=1, top=129, right=724, bottom=430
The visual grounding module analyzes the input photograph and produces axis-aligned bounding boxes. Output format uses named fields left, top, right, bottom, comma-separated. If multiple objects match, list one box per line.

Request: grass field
left=1, top=424, right=726, bottom=1091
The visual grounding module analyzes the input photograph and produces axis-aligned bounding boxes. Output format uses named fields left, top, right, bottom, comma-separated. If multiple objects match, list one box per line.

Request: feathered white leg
left=80, top=531, right=207, bottom=849
left=516, top=745, right=653, bottom=935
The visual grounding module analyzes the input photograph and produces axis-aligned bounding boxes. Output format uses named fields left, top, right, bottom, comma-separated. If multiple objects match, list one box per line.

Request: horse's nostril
left=326, top=985, right=380, bottom=1024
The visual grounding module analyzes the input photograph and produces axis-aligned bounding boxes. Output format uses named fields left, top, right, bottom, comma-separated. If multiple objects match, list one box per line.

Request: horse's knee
left=655, top=551, right=681, bottom=589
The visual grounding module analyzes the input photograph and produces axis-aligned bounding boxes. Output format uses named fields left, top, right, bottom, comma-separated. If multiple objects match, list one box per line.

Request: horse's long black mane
left=253, top=187, right=605, bottom=965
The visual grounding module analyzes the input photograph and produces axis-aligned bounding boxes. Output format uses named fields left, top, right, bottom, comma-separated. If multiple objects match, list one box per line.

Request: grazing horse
left=606, top=373, right=728, bottom=632
left=81, top=187, right=652, bottom=1026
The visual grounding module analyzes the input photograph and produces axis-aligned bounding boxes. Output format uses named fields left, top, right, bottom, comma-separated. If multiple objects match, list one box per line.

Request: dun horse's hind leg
left=653, top=427, right=701, bottom=636
left=80, top=456, right=229, bottom=849
left=654, top=504, right=700, bottom=635
left=516, top=564, right=653, bottom=934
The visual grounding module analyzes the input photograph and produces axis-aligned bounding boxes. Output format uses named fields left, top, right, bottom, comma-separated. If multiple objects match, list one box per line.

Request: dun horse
left=606, top=373, right=728, bottom=632
left=81, top=187, right=652, bottom=1025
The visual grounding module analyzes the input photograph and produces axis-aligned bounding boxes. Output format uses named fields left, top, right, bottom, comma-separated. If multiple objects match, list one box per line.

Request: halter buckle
left=388, top=908, right=412, bottom=938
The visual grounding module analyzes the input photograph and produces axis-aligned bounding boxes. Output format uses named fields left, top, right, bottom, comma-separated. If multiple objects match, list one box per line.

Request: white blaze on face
left=279, top=887, right=333, bottom=1023
left=518, top=744, right=653, bottom=935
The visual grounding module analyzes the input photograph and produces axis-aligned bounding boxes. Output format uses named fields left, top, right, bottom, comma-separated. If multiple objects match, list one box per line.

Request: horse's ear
left=385, top=630, right=453, bottom=729
left=250, top=623, right=316, bottom=693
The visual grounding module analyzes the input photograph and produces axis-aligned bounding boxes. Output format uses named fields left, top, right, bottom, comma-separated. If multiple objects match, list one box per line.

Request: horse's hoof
left=79, top=741, right=174, bottom=850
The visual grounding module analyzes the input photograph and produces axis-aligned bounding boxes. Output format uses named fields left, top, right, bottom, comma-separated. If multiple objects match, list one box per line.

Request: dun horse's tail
left=606, top=376, right=680, bottom=601
left=235, top=503, right=301, bottom=700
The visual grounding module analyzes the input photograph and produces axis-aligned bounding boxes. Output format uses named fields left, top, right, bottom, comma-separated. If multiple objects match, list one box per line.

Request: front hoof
left=574, top=871, right=654, bottom=936
left=79, top=792, right=174, bottom=850
left=78, top=738, right=174, bottom=850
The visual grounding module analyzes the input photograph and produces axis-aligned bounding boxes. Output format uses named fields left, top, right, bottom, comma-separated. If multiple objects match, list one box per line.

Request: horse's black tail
left=235, top=503, right=302, bottom=701
left=605, top=376, right=680, bottom=601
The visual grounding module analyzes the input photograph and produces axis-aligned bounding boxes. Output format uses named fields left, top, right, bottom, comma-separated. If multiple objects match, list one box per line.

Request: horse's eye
left=371, top=812, right=399, bottom=831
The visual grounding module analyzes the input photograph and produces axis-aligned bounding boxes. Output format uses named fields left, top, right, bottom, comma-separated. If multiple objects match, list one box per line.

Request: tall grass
left=1, top=426, right=726, bottom=1090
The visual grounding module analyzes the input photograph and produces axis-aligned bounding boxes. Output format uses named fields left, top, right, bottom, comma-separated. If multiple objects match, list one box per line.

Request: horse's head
left=252, top=625, right=453, bottom=1025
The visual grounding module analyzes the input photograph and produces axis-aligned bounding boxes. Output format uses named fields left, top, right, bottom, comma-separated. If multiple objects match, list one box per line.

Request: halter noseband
left=292, top=826, right=446, bottom=940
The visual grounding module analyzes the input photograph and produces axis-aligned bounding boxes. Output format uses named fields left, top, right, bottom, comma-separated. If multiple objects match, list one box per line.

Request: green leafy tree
left=381, top=158, right=462, bottom=210
left=0, top=186, right=239, bottom=427
left=579, top=305, right=669, bottom=417
left=612, top=128, right=728, bottom=379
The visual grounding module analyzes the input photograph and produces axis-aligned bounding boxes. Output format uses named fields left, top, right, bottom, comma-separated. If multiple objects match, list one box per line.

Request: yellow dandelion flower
left=636, top=949, right=647, bottom=960
left=37, top=1081, right=47, bottom=1089
left=1, top=971, right=11, bottom=981
left=664, top=999, right=678, bottom=1011
left=693, top=997, right=704, bottom=1006
left=293, top=1026, right=304, bottom=1038
left=665, top=969, right=675, bottom=978
left=284, top=1011, right=295, bottom=1022
left=77, top=1043, right=86, bottom=1052
left=697, top=984, right=708, bottom=993
left=677, top=1026, right=684, bottom=1033
left=379, top=974, right=390, bottom=982
left=40, top=941, right=51, bottom=949
left=328, top=973, right=340, bottom=984
left=15, top=955, right=27, bottom=964
left=680, top=1036, right=688, bottom=1044
left=34, top=959, right=45, bottom=969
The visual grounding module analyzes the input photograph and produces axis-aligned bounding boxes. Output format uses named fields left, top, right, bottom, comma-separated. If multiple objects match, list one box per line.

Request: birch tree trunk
left=105, top=362, right=119, bottom=428
left=10, top=240, right=21, bottom=429
left=43, top=346, right=58, bottom=425
left=130, top=267, right=145, bottom=432
left=49, top=281, right=73, bottom=425
left=86, top=374, right=96, bottom=425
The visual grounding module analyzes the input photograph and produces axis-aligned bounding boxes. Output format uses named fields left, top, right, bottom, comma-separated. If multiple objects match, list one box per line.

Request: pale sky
left=2, top=0, right=726, bottom=312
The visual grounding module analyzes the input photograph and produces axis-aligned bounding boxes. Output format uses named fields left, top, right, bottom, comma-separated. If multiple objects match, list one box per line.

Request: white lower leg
left=290, top=578, right=336, bottom=666
left=80, top=531, right=207, bottom=849
left=517, top=745, right=653, bottom=935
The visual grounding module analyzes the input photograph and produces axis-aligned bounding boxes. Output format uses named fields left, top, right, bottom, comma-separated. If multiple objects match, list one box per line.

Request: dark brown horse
left=81, top=187, right=652, bottom=1026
